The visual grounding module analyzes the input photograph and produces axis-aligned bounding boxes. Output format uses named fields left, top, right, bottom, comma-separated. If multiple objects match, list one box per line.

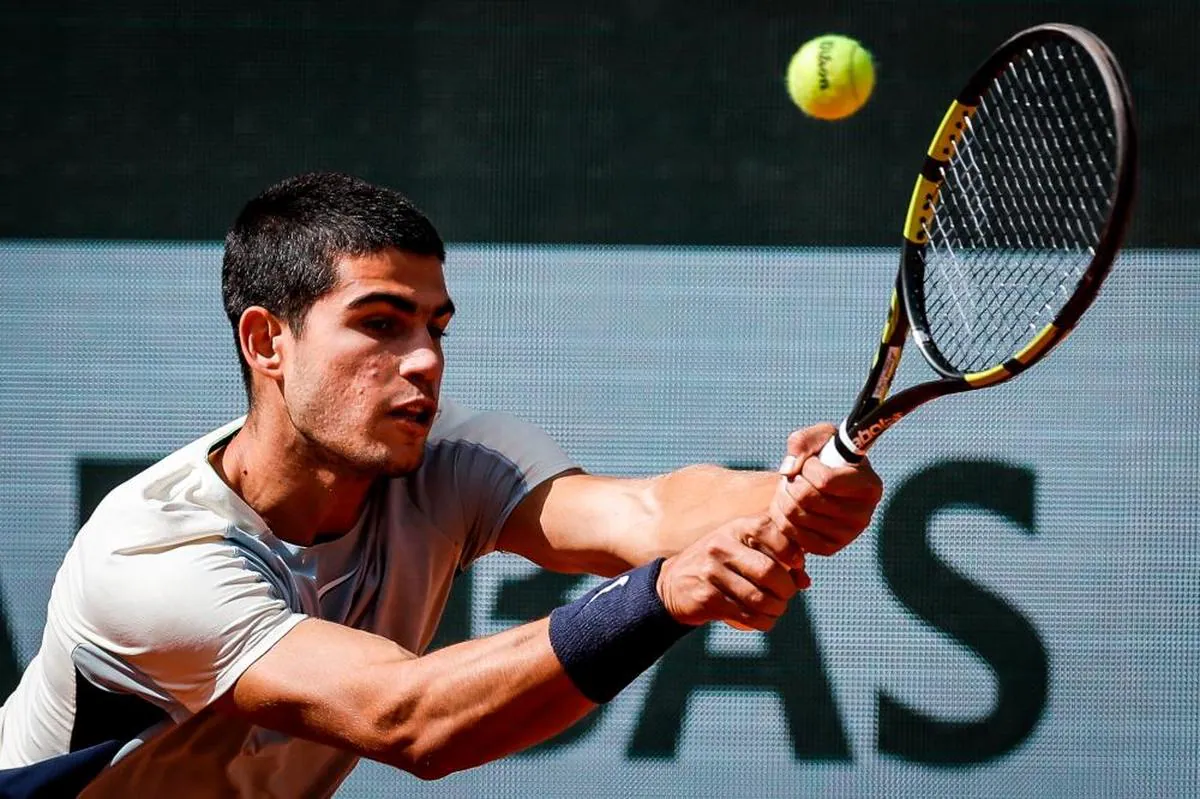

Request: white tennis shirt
left=0, top=399, right=576, bottom=797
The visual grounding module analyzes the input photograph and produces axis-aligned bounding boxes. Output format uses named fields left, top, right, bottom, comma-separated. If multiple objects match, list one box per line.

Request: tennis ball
left=786, top=34, right=875, bottom=120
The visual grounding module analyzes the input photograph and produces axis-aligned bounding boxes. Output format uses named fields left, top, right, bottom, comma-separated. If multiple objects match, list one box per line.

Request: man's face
left=280, top=248, right=453, bottom=476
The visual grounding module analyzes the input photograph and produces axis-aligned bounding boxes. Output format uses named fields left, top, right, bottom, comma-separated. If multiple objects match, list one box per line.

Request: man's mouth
left=387, top=400, right=436, bottom=427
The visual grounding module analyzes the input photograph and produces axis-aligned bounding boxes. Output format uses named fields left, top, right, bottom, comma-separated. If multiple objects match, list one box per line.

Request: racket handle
left=819, top=436, right=850, bottom=468
left=819, top=420, right=863, bottom=468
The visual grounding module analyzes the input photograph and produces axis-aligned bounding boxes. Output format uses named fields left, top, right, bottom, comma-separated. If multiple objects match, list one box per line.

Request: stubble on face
left=279, top=248, right=451, bottom=479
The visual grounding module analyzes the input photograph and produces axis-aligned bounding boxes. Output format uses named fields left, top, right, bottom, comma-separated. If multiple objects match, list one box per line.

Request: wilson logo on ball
left=817, top=39, right=835, bottom=91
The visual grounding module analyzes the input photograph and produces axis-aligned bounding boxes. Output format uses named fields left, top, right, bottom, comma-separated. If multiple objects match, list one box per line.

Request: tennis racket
left=820, top=23, right=1138, bottom=468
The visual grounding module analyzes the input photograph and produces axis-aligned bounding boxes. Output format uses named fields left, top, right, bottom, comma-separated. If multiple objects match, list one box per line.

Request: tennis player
left=0, top=173, right=881, bottom=797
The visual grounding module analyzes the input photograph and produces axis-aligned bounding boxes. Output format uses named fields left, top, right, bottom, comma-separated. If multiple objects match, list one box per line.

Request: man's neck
left=210, top=413, right=376, bottom=547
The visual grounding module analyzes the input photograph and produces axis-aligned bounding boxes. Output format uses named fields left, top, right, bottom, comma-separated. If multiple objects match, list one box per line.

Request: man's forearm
left=496, top=465, right=782, bottom=577
left=383, top=619, right=593, bottom=778
left=223, top=561, right=699, bottom=781
left=224, top=617, right=594, bottom=781
left=498, top=424, right=879, bottom=580
left=640, top=464, right=777, bottom=556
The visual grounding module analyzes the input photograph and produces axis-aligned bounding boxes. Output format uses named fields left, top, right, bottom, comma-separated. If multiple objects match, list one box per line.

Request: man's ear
left=238, top=306, right=288, bottom=385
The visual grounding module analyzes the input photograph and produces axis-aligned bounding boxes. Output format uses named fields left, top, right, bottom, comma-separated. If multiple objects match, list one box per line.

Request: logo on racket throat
left=852, top=413, right=904, bottom=449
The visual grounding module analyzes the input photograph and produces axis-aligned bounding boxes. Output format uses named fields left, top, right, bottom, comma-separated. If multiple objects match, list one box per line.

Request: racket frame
left=825, top=23, right=1137, bottom=467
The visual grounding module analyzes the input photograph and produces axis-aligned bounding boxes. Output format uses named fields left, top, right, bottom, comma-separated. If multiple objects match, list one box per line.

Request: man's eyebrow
left=345, top=292, right=455, bottom=317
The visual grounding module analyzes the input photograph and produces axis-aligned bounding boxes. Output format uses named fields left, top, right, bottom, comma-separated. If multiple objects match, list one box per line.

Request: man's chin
left=379, top=446, right=426, bottom=478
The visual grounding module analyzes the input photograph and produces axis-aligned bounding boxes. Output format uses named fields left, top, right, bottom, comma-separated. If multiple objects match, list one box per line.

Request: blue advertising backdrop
left=1, top=242, right=1197, bottom=797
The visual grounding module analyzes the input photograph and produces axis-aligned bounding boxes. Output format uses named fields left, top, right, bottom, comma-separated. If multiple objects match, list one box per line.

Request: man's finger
left=798, top=455, right=884, bottom=501
left=777, top=423, right=838, bottom=476
left=725, top=545, right=798, bottom=604
left=710, top=566, right=789, bottom=618
left=741, top=518, right=805, bottom=568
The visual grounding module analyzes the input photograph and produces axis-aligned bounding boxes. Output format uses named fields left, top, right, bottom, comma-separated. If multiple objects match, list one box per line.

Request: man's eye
left=362, top=318, right=395, bottom=333
left=429, top=325, right=449, bottom=341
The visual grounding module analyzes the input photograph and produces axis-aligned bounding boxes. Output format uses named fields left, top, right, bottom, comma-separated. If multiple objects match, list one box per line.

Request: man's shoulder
left=79, top=418, right=252, bottom=551
left=394, top=398, right=574, bottom=512
left=426, top=396, right=487, bottom=442
left=425, top=397, right=546, bottom=451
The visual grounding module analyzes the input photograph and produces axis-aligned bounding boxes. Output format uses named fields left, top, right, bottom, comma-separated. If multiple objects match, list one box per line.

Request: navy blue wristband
left=548, top=558, right=695, bottom=704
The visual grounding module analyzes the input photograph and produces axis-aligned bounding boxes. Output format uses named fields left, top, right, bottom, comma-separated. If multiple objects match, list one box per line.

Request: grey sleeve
left=419, top=399, right=579, bottom=568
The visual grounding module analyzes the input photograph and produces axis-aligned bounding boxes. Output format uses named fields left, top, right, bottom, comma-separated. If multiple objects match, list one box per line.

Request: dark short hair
left=222, top=171, right=445, bottom=401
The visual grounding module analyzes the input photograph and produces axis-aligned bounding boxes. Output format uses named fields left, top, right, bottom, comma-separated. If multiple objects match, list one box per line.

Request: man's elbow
left=374, top=713, right=468, bottom=781
left=386, top=737, right=473, bottom=782
left=384, top=744, right=445, bottom=782
left=406, top=755, right=458, bottom=782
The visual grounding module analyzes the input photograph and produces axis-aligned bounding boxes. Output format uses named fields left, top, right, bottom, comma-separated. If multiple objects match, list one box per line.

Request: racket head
left=899, top=24, right=1138, bottom=387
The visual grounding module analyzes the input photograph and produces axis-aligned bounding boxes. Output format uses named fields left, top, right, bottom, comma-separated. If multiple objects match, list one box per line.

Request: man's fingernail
left=777, top=455, right=798, bottom=475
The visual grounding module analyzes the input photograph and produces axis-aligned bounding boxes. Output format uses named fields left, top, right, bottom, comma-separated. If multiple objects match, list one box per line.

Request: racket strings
left=920, top=40, right=1118, bottom=374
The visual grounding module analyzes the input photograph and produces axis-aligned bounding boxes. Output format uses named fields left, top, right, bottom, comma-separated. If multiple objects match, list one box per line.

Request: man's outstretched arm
left=498, top=423, right=883, bottom=577
left=217, top=616, right=588, bottom=780
left=216, top=516, right=802, bottom=780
